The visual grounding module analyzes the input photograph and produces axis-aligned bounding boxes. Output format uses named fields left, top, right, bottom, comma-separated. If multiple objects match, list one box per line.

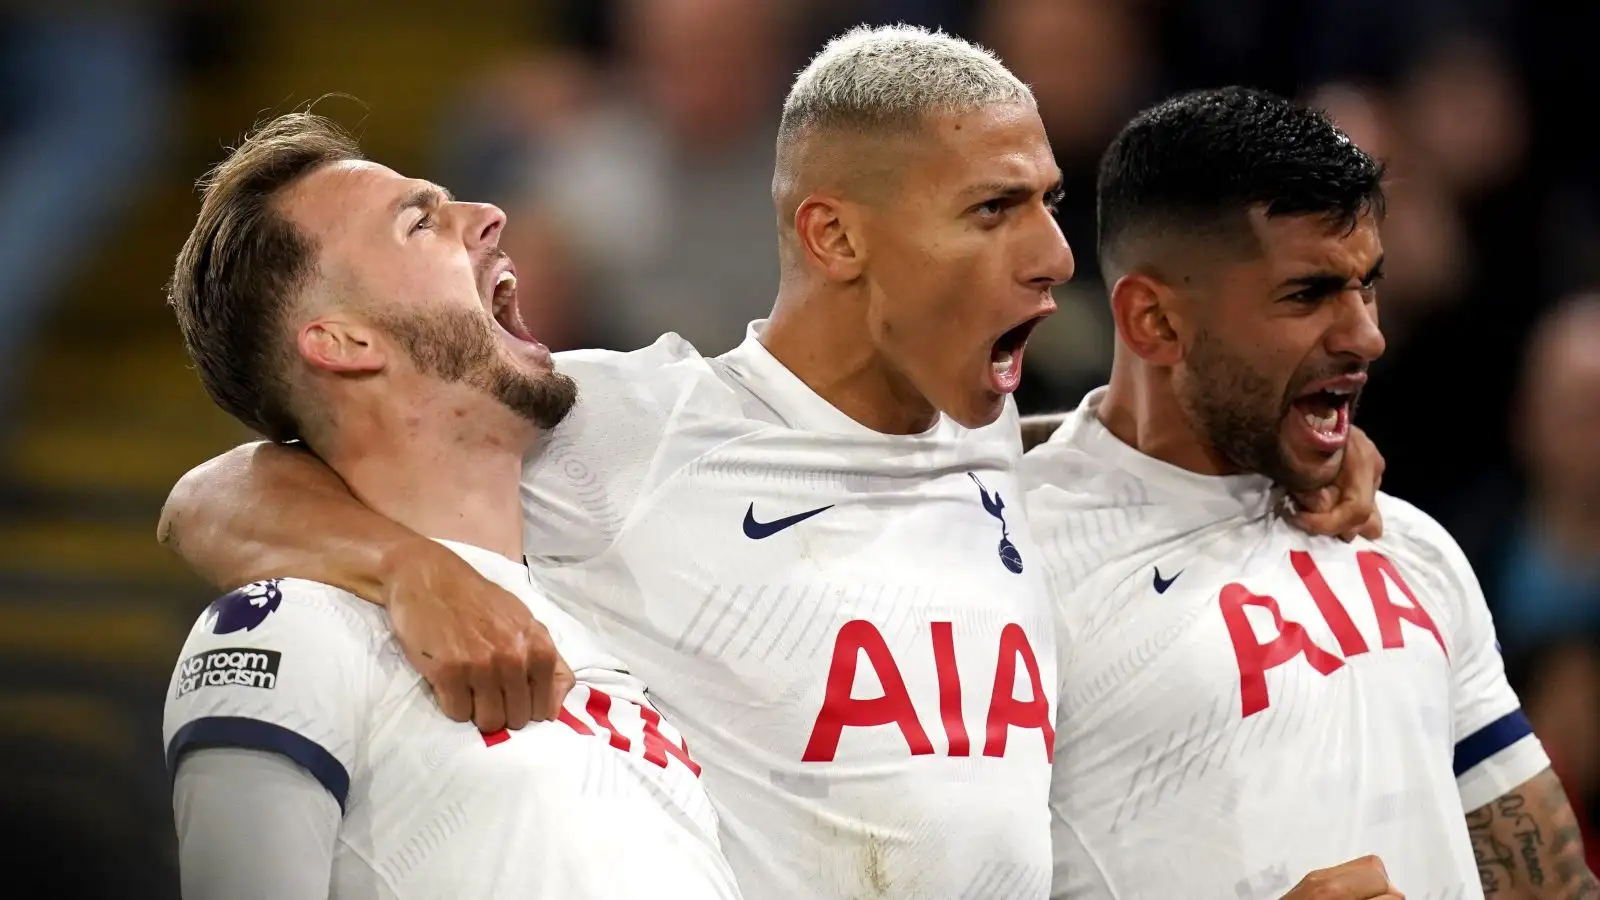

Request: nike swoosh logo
left=1153, top=567, right=1182, bottom=594
left=743, top=503, right=834, bottom=539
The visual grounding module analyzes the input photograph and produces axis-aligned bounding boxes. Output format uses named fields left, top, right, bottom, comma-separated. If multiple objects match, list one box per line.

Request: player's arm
left=1467, top=767, right=1600, bottom=898
left=1398, top=499, right=1600, bottom=898
left=174, top=748, right=339, bottom=900
left=158, top=441, right=572, bottom=730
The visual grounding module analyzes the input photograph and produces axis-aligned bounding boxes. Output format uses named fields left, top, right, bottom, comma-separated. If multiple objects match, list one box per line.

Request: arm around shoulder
left=160, top=442, right=574, bottom=733
left=158, top=440, right=425, bottom=603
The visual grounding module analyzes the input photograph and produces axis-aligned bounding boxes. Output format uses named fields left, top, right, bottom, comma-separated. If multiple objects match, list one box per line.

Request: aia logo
left=802, top=620, right=1053, bottom=763
left=969, top=473, right=1023, bottom=574
left=1224, top=550, right=1447, bottom=717
left=205, top=580, right=284, bottom=635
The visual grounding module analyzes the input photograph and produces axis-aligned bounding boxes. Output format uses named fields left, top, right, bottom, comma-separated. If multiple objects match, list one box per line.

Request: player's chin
left=944, top=383, right=1010, bottom=429
left=1278, top=422, right=1346, bottom=493
left=948, top=354, right=1026, bottom=428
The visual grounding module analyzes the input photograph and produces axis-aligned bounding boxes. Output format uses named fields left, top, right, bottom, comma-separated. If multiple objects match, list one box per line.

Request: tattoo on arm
left=1468, top=767, right=1600, bottom=899
left=1471, top=804, right=1520, bottom=895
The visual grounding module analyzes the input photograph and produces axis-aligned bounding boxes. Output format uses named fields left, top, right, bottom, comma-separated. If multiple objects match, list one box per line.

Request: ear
left=793, top=193, right=866, bottom=282
left=296, top=317, right=386, bottom=375
left=1108, top=272, right=1186, bottom=367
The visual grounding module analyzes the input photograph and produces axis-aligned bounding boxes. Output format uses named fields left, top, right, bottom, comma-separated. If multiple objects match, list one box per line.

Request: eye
left=1044, top=188, right=1065, bottom=214
left=974, top=199, right=1006, bottom=219
left=1359, top=271, right=1384, bottom=301
left=410, top=212, right=435, bottom=234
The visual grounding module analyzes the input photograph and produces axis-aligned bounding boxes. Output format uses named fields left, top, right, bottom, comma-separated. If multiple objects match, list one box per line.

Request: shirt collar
left=715, top=319, right=947, bottom=438
left=1053, top=386, right=1278, bottom=512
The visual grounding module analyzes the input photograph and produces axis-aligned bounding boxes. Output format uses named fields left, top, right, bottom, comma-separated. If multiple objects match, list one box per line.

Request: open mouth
left=988, top=314, right=1049, bottom=394
left=1288, top=375, right=1364, bottom=453
left=483, top=257, right=539, bottom=345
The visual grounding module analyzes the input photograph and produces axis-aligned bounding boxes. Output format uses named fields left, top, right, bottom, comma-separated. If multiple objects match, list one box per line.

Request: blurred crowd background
left=0, top=0, right=1595, bottom=896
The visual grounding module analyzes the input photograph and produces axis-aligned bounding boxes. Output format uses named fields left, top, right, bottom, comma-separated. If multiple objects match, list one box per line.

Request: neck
left=1098, top=349, right=1238, bottom=475
left=763, top=281, right=938, bottom=434
left=320, top=389, right=530, bottom=562
left=1531, top=486, right=1600, bottom=565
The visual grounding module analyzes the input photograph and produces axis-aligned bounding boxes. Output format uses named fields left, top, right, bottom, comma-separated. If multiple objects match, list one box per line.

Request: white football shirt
left=521, top=322, right=1059, bottom=899
left=163, top=540, right=741, bottom=899
left=1022, top=388, right=1549, bottom=900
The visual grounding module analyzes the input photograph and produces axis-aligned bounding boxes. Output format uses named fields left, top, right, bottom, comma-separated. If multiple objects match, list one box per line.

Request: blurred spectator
left=441, top=0, right=800, bottom=355
left=1488, top=297, right=1600, bottom=653
left=0, top=6, right=172, bottom=436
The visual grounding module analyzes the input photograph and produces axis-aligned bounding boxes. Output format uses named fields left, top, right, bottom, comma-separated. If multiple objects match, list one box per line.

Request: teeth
left=491, top=271, right=516, bottom=315
left=992, top=351, right=1014, bottom=377
left=1303, top=409, right=1340, bottom=434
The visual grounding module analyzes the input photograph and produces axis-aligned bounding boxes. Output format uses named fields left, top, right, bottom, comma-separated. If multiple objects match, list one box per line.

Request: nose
left=1327, top=291, right=1387, bottom=363
left=1025, top=210, right=1076, bottom=290
left=461, top=202, right=506, bottom=249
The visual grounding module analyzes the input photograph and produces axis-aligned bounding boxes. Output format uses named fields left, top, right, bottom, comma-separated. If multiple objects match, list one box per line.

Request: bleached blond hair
left=778, top=24, right=1034, bottom=140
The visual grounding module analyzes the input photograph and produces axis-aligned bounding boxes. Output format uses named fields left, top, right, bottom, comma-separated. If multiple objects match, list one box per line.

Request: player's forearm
left=1467, top=767, right=1600, bottom=899
left=159, top=441, right=423, bottom=604
left=1020, top=413, right=1067, bottom=451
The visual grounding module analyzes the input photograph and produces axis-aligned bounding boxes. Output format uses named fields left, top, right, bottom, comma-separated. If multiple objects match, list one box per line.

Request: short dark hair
left=1096, top=86, right=1385, bottom=277
left=168, top=112, right=363, bottom=442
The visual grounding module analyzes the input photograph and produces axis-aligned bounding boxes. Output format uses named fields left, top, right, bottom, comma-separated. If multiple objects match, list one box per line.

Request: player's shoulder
left=176, top=577, right=389, bottom=656
left=553, top=331, right=707, bottom=380
left=544, top=333, right=746, bottom=444
left=1374, top=492, right=1466, bottom=557
left=1371, top=491, right=1475, bottom=578
left=553, top=333, right=734, bottom=406
left=1020, top=404, right=1147, bottom=514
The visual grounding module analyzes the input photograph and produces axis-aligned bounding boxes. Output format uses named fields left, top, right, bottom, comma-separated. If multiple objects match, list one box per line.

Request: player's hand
left=1279, top=855, right=1404, bottom=899
left=1289, top=426, right=1385, bottom=542
left=381, top=539, right=574, bottom=731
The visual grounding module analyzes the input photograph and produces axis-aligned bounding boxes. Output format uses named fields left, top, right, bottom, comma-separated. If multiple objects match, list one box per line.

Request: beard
left=1176, top=327, right=1362, bottom=494
left=376, top=304, right=577, bottom=430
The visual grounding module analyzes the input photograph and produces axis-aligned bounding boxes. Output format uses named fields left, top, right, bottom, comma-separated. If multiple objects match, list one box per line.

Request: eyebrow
left=966, top=177, right=1065, bottom=203
left=1277, top=255, right=1386, bottom=292
left=394, top=184, right=454, bottom=216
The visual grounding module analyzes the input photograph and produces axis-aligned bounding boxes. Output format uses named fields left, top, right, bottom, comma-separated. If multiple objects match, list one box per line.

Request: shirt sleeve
left=1384, top=499, right=1551, bottom=810
left=162, top=578, right=386, bottom=813
left=173, top=748, right=340, bottom=900
left=1446, top=545, right=1550, bottom=810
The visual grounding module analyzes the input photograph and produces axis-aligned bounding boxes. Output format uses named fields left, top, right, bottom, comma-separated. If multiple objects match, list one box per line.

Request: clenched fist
left=383, top=539, right=575, bottom=731
left=1281, top=856, right=1404, bottom=900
